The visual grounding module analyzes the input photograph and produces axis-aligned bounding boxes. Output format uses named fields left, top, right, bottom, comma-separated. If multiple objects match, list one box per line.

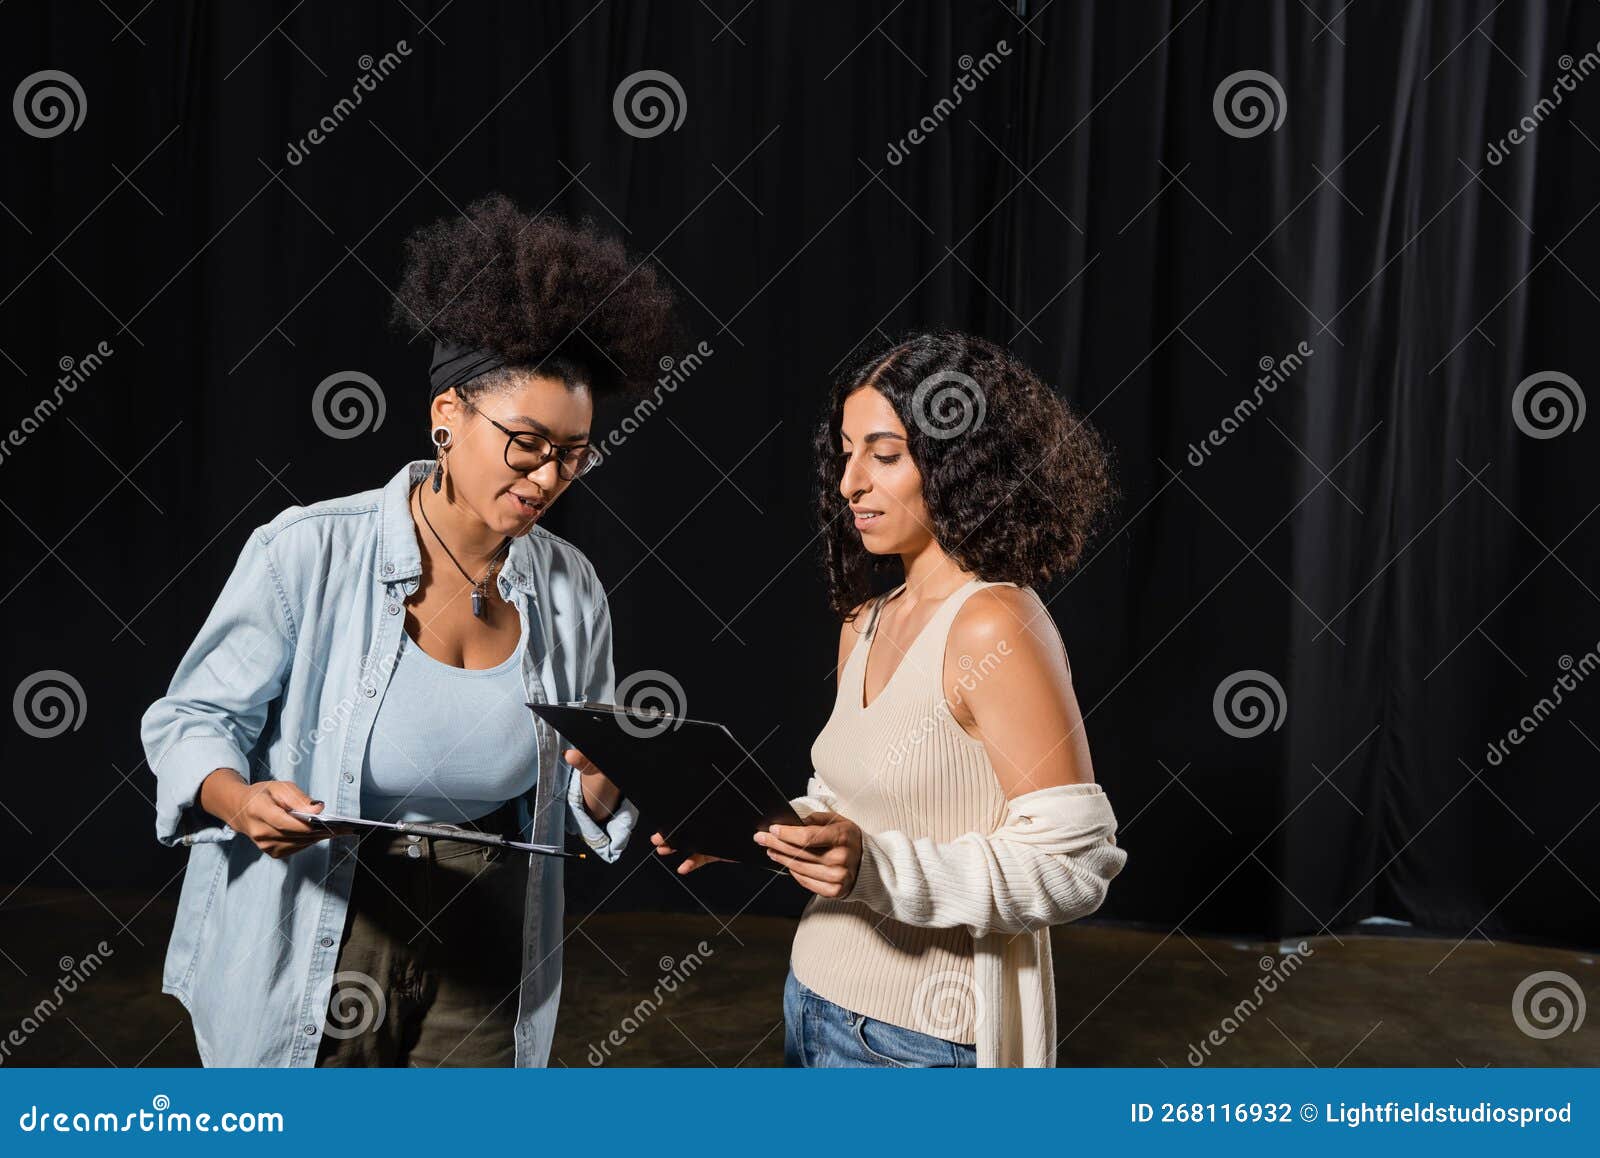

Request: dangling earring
left=431, top=424, right=452, bottom=493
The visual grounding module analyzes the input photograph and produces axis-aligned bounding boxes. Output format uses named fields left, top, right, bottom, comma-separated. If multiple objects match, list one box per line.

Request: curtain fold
left=2, top=1, right=1595, bottom=946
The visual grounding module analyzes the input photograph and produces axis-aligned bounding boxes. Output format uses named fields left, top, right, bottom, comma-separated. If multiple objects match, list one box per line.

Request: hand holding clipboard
left=527, top=701, right=801, bottom=866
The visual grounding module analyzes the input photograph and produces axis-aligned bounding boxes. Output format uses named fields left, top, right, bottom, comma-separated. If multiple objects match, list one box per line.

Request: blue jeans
left=782, top=967, right=978, bottom=1068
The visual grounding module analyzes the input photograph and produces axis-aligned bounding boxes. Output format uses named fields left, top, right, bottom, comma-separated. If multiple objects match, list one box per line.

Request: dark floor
left=1, top=883, right=1595, bottom=1066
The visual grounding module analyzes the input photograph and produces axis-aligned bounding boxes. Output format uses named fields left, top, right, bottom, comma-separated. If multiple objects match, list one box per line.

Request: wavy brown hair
left=815, top=331, right=1116, bottom=618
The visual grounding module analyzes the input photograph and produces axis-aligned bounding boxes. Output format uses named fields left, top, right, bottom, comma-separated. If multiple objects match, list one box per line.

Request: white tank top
left=790, top=576, right=1012, bottom=1043
left=360, top=626, right=539, bottom=823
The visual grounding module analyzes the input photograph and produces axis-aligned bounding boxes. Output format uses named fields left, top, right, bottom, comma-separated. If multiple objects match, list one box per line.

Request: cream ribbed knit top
left=790, top=576, right=1011, bottom=1043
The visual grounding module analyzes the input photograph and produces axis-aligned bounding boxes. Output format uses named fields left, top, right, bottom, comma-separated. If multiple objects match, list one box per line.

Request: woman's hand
left=649, top=832, right=734, bottom=874
left=563, top=748, right=622, bottom=823
left=754, top=811, right=863, bottom=898
left=199, top=769, right=340, bottom=859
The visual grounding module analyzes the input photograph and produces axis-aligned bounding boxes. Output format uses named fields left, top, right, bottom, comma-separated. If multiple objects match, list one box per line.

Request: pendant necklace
left=413, top=482, right=513, bottom=618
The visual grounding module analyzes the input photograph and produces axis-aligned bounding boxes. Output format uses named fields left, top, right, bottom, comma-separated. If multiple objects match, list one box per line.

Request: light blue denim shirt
left=140, top=458, right=638, bottom=1066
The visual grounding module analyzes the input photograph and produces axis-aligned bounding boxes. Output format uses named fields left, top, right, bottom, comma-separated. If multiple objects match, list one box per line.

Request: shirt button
left=304, top=1024, right=316, bottom=1035
left=362, top=686, right=376, bottom=698
left=320, top=936, right=333, bottom=947
left=383, top=562, right=394, bottom=574
left=386, top=603, right=399, bottom=615
left=343, top=772, right=354, bottom=783
left=406, top=845, right=422, bottom=859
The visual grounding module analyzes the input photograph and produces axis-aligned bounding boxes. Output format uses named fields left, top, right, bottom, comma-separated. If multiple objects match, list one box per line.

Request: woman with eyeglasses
left=653, top=331, right=1127, bottom=1067
left=141, top=194, right=677, bottom=1067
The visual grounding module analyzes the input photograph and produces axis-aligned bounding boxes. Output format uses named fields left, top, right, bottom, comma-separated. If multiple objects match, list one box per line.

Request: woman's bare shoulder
left=949, top=585, right=1059, bottom=659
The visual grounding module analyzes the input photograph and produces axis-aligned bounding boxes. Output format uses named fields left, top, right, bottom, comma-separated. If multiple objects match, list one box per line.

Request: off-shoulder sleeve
left=842, top=783, right=1128, bottom=938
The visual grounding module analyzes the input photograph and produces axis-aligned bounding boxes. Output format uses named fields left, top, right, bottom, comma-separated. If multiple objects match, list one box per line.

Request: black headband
left=429, top=339, right=507, bottom=400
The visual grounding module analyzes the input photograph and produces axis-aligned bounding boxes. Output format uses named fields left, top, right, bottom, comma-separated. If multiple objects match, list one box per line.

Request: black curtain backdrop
left=2, top=1, right=1597, bottom=949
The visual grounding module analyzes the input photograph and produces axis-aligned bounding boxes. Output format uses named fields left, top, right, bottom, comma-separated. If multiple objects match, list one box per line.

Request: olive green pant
left=314, top=800, right=527, bottom=1067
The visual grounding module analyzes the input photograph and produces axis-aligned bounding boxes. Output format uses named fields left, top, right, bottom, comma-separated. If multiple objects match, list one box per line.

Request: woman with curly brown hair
left=141, top=195, right=676, bottom=1067
left=655, top=331, right=1128, bottom=1067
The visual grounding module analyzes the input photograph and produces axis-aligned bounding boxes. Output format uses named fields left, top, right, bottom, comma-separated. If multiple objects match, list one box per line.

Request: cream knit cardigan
left=790, top=777, right=1127, bottom=1068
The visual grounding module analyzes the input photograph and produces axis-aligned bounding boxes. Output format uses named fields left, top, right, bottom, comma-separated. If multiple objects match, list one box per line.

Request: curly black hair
left=389, top=193, right=678, bottom=399
left=815, top=331, right=1117, bottom=618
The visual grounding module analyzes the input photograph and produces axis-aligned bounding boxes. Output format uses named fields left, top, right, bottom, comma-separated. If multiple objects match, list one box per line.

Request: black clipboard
left=285, top=810, right=583, bottom=859
left=528, top=701, right=801, bottom=865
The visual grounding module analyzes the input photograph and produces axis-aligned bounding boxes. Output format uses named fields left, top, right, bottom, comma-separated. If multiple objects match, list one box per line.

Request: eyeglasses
left=465, top=402, right=599, bottom=481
